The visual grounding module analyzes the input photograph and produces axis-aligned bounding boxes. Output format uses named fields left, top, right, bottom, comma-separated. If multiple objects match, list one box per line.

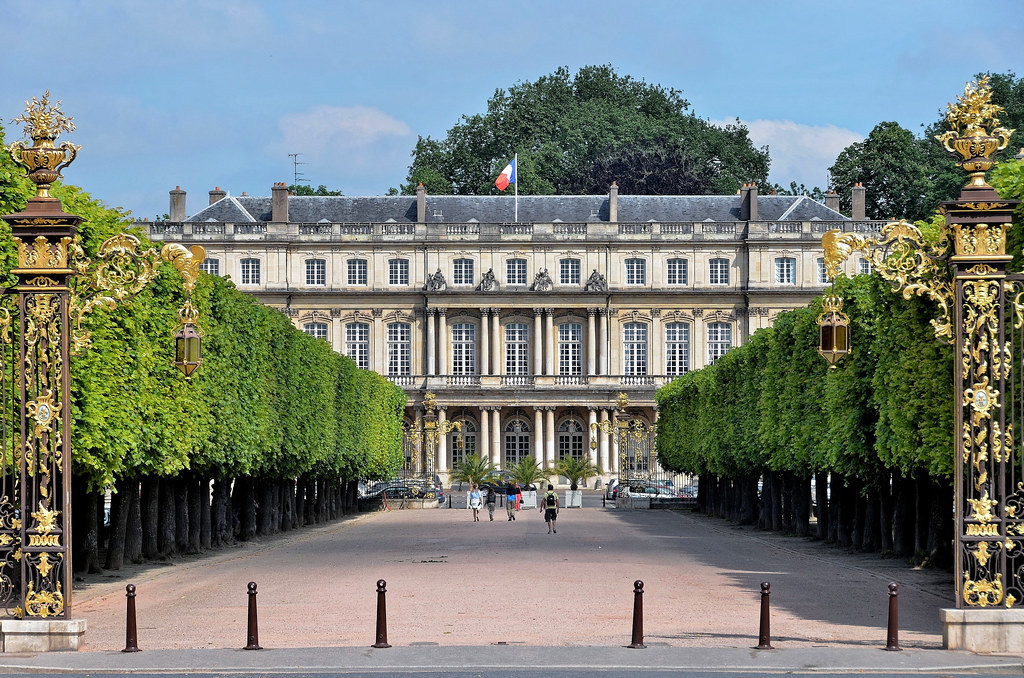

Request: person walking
left=468, top=484, right=482, bottom=522
left=484, top=485, right=497, bottom=521
left=540, top=483, right=559, bottom=533
left=505, top=482, right=517, bottom=521
left=514, top=482, right=522, bottom=511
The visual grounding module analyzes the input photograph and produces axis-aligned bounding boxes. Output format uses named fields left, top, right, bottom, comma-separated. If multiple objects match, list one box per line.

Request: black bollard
left=627, top=580, right=646, bottom=649
left=884, top=582, right=901, bottom=651
left=244, top=581, right=262, bottom=650
left=122, top=584, right=140, bottom=653
left=754, top=581, right=773, bottom=650
left=372, top=579, right=392, bottom=648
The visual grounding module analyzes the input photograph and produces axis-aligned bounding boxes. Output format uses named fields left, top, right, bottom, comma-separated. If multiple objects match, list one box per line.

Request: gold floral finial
left=11, top=91, right=76, bottom=143
left=936, top=78, right=1015, bottom=189
left=943, top=77, right=1004, bottom=137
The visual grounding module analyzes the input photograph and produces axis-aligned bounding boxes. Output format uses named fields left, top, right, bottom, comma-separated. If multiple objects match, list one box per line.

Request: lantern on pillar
left=817, top=294, right=850, bottom=367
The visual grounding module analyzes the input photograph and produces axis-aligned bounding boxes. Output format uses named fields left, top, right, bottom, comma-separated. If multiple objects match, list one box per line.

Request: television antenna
left=288, top=153, right=309, bottom=186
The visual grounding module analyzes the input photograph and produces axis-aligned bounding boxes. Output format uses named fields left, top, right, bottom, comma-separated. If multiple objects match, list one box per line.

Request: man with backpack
left=540, top=483, right=559, bottom=533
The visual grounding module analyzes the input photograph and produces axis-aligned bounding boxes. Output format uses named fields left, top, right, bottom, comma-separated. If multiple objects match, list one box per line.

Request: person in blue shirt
left=468, top=484, right=482, bottom=522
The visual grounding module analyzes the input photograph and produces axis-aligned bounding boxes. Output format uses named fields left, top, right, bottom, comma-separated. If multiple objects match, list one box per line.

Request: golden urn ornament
left=7, top=91, right=80, bottom=199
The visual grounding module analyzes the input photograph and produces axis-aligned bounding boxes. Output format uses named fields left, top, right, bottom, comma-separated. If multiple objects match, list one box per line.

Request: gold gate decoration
left=821, top=78, right=1020, bottom=608
left=400, top=392, right=461, bottom=480
left=591, top=393, right=657, bottom=486
left=0, top=93, right=205, bottom=618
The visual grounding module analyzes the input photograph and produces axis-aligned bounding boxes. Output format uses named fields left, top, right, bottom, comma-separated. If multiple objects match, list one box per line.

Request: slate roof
left=184, top=193, right=848, bottom=223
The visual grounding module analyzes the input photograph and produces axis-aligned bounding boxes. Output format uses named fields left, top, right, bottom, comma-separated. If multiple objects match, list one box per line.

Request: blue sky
left=2, top=0, right=1021, bottom=221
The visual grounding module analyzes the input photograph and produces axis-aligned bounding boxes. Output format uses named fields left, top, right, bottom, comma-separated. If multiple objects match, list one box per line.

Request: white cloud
left=711, top=118, right=863, bottom=190
left=270, top=106, right=412, bottom=164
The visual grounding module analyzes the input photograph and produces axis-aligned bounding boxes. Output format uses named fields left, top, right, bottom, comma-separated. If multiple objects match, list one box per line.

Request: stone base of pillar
left=940, top=608, right=1024, bottom=653
left=0, top=618, right=87, bottom=652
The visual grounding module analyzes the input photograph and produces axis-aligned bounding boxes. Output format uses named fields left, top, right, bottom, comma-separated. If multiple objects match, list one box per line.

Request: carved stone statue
left=531, top=268, right=553, bottom=292
left=477, top=267, right=499, bottom=291
left=425, top=268, right=447, bottom=291
left=583, top=268, right=607, bottom=292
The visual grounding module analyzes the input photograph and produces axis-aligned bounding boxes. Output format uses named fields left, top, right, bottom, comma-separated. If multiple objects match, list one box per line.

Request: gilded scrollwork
left=963, top=572, right=1004, bottom=607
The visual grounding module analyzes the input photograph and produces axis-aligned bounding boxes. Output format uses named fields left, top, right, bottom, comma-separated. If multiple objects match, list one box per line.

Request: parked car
left=605, top=478, right=620, bottom=500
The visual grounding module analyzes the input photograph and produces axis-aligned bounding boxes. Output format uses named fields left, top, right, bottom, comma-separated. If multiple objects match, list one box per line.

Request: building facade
left=141, top=182, right=879, bottom=483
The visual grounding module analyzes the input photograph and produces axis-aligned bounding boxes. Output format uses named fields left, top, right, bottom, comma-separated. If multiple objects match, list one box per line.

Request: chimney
left=608, top=181, right=618, bottom=222
left=851, top=183, right=866, bottom=221
left=416, top=182, right=426, bottom=223
left=272, top=182, right=289, bottom=223
left=209, top=186, right=226, bottom=205
left=825, top=190, right=840, bottom=212
left=169, top=186, right=186, bottom=221
left=739, top=183, right=757, bottom=221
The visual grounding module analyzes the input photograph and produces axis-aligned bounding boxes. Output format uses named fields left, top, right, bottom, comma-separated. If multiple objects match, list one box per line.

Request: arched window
left=306, top=258, right=326, bottom=286
left=505, top=323, right=530, bottom=375
left=303, top=322, right=328, bottom=341
left=451, top=419, right=477, bottom=466
left=558, top=418, right=585, bottom=460
left=665, top=322, right=690, bottom=376
left=387, top=322, right=411, bottom=376
left=451, top=323, right=477, bottom=375
left=504, top=418, right=532, bottom=466
left=345, top=322, right=370, bottom=369
left=622, top=322, right=648, bottom=375
left=707, top=322, right=732, bottom=364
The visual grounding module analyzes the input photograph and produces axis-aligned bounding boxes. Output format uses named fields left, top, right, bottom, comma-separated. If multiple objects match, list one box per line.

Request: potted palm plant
left=554, top=457, right=602, bottom=508
left=508, top=455, right=548, bottom=509
left=451, top=454, right=497, bottom=506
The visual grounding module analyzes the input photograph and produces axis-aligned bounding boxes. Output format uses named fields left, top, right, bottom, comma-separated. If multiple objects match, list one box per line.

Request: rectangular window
left=347, top=259, right=368, bottom=286
left=560, top=258, right=581, bottom=285
left=504, top=323, right=530, bottom=375
left=387, top=322, right=411, bottom=376
left=665, top=323, right=690, bottom=376
left=200, top=258, right=220, bottom=276
left=506, top=258, right=527, bottom=286
left=451, top=323, right=477, bottom=375
left=667, top=258, right=688, bottom=286
left=388, top=258, right=409, bottom=286
left=558, top=323, right=582, bottom=375
left=622, top=322, right=648, bottom=375
left=709, top=258, right=729, bottom=285
left=306, top=258, right=326, bottom=286
left=453, top=258, right=474, bottom=286
left=859, top=257, right=872, bottom=275
left=240, top=258, right=261, bottom=285
left=303, top=322, right=328, bottom=341
left=625, top=258, right=647, bottom=286
left=707, top=322, right=732, bottom=363
left=817, top=258, right=829, bottom=284
left=775, top=257, right=796, bottom=285
left=345, top=322, right=370, bottom=369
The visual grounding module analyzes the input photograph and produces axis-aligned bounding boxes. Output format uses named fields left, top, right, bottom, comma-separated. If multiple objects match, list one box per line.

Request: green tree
left=829, top=121, right=931, bottom=221
left=553, top=456, right=602, bottom=491
left=288, top=184, right=343, bottom=196
left=507, top=455, right=549, bottom=488
left=450, top=454, right=496, bottom=489
left=403, top=65, right=769, bottom=196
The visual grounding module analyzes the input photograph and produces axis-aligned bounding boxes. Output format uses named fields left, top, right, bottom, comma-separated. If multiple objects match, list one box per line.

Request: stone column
left=693, top=310, right=706, bottom=370
left=650, top=309, right=662, bottom=376
left=437, top=309, right=448, bottom=375
left=480, top=309, right=490, bottom=376
left=492, top=311, right=502, bottom=375
left=331, top=314, right=343, bottom=354
left=587, top=308, right=597, bottom=376
left=533, top=308, right=543, bottom=375
left=480, top=406, right=491, bottom=464
left=491, top=408, right=502, bottom=468
left=426, top=308, right=436, bottom=376
left=588, top=408, right=599, bottom=469
left=534, top=408, right=544, bottom=466
left=545, top=408, right=556, bottom=469
left=544, top=309, right=555, bottom=375
left=437, top=407, right=448, bottom=474
left=599, top=309, right=609, bottom=375
left=372, top=310, right=385, bottom=374
left=599, top=409, right=610, bottom=473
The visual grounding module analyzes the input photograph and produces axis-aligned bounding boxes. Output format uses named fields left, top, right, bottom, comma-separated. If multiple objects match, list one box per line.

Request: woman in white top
left=468, top=484, right=482, bottom=522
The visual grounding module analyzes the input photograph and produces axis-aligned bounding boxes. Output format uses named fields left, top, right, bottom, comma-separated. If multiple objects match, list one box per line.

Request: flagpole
left=514, top=152, right=518, bottom=223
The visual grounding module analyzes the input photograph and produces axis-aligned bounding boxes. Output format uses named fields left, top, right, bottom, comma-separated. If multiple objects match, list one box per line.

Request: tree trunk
left=780, top=473, right=794, bottom=533
left=211, top=478, right=229, bottom=547
left=186, top=476, right=201, bottom=554
left=851, top=486, right=866, bottom=551
left=141, top=476, right=160, bottom=560
left=174, top=476, right=189, bottom=554
left=200, top=477, right=212, bottom=550
left=914, top=470, right=931, bottom=560
left=238, top=476, right=257, bottom=541
left=104, top=478, right=131, bottom=571
left=925, top=478, right=953, bottom=568
left=738, top=475, right=758, bottom=526
left=878, top=473, right=894, bottom=554
left=296, top=477, right=307, bottom=526
left=815, top=471, right=830, bottom=542
left=257, top=478, right=273, bottom=536
left=158, top=476, right=177, bottom=557
left=74, top=477, right=102, bottom=574
left=770, top=472, right=783, bottom=531
left=125, top=479, right=142, bottom=564
left=861, top=487, right=879, bottom=552
left=892, top=474, right=914, bottom=558
left=793, top=475, right=811, bottom=538
left=836, top=478, right=855, bottom=548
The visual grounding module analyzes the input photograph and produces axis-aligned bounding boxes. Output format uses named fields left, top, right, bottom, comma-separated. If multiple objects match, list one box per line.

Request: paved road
left=67, top=500, right=953, bottom=652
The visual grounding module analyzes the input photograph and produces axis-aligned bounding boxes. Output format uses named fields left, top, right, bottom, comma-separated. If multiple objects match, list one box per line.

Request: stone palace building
left=140, top=182, right=879, bottom=483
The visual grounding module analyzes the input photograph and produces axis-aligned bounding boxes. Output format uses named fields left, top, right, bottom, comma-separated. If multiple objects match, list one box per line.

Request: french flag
left=495, top=156, right=516, bottom=191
